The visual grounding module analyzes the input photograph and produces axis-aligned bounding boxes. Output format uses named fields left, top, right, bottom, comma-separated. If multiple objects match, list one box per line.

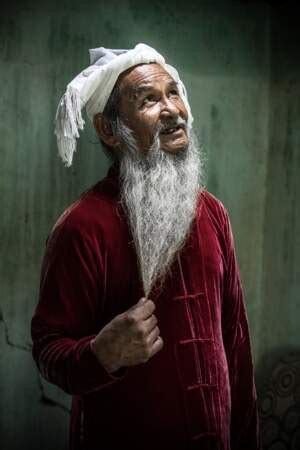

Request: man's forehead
left=117, top=63, right=176, bottom=96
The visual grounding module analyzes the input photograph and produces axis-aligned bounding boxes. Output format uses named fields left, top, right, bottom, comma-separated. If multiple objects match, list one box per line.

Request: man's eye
left=142, top=95, right=156, bottom=105
left=169, top=90, right=179, bottom=96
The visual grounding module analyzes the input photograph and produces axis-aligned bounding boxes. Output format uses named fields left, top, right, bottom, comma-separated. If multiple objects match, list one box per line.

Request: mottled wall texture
left=0, top=1, right=299, bottom=449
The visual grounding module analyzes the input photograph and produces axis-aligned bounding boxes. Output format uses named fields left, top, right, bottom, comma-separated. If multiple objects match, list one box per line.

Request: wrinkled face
left=117, top=63, right=189, bottom=154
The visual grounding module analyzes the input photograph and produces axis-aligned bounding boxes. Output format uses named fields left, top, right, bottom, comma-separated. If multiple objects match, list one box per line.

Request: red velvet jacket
left=31, top=166, right=260, bottom=450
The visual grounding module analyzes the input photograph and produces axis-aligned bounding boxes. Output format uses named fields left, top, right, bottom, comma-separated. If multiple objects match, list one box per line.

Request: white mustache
left=158, top=116, right=188, bottom=134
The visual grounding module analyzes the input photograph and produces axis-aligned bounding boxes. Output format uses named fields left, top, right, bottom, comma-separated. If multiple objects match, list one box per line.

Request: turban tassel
left=54, top=87, right=85, bottom=167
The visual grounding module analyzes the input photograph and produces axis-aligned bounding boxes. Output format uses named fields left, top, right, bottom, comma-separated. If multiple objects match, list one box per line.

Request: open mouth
left=160, top=125, right=184, bottom=135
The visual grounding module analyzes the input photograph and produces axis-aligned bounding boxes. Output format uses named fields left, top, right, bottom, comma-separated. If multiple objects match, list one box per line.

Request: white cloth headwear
left=54, top=43, right=193, bottom=166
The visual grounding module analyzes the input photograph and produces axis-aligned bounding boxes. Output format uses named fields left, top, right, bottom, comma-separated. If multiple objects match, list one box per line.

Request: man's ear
left=93, top=113, right=120, bottom=149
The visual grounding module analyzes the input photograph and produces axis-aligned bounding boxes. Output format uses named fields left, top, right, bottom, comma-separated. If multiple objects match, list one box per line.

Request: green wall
left=0, top=1, right=299, bottom=448
left=256, top=8, right=300, bottom=385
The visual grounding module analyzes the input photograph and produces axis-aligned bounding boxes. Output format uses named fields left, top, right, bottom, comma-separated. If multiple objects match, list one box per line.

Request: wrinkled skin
left=94, top=63, right=189, bottom=156
left=91, top=298, right=163, bottom=373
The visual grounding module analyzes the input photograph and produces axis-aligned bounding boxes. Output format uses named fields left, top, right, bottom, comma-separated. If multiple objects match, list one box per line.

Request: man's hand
left=90, top=298, right=163, bottom=373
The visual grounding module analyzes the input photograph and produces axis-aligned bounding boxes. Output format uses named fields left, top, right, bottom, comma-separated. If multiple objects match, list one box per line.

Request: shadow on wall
left=256, top=349, right=300, bottom=450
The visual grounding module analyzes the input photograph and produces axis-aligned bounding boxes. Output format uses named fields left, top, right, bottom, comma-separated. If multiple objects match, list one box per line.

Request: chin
left=161, top=143, right=188, bottom=154
left=160, top=136, right=189, bottom=155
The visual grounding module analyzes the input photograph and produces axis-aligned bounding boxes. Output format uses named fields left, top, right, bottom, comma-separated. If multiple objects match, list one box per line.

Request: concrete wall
left=0, top=1, right=298, bottom=448
left=256, top=7, right=300, bottom=386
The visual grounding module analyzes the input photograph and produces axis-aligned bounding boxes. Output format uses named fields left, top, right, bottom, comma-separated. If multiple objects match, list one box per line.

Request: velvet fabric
left=31, top=165, right=260, bottom=450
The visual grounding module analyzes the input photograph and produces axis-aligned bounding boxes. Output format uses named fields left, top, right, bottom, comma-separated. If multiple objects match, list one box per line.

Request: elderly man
left=31, top=44, right=260, bottom=450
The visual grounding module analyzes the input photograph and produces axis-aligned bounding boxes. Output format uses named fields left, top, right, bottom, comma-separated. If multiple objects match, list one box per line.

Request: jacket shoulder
left=49, top=179, right=119, bottom=239
left=199, top=189, right=228, bottom=223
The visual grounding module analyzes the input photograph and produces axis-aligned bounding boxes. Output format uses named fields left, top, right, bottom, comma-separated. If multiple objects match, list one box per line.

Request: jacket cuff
left=74, top=335, right=127, bottom=393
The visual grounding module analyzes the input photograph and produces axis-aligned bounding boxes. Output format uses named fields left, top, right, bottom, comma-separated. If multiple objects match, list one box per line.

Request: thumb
left=127, top=297, right=147, bottom=312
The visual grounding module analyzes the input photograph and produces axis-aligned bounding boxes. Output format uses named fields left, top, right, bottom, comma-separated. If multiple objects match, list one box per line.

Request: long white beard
left=117, top=120, right=202, bottom=297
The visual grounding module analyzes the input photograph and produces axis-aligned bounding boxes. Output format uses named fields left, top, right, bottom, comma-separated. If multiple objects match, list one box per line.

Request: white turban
left=54, top=43, right=193, bottom=167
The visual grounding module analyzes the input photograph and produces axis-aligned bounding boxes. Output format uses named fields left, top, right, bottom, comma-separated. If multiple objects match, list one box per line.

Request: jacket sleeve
left=31, top=218, right=127, bottom=396
left=221, top=208, right=261, bottom=450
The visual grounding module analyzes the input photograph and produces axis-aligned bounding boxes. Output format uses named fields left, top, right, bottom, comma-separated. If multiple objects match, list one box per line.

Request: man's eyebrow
left=129, top=84, right=154, bottom=98
left=167, top=80, right=179, bottom=90
left=129, top=80, right=179, bottom=98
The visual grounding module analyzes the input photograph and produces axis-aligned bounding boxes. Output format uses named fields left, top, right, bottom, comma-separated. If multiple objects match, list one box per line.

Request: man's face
left=117, top=63, right=189, bottom=154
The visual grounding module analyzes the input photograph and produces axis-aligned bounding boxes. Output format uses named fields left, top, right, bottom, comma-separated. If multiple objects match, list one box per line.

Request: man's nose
left=159, top=96, right=179, bottom=119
